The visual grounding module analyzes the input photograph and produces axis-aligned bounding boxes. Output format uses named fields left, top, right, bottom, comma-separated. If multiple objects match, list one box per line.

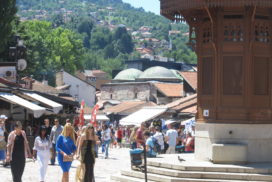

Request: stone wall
left=101, top=83, right=155, bottom=101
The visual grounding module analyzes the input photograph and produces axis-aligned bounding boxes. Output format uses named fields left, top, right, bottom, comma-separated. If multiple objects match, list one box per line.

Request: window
left=254, top=22, right=270, bottom=43
left=224, top=23, right=244, bottom=42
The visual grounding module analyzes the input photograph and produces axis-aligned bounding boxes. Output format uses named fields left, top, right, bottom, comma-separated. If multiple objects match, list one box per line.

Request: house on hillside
left=56, top=70, right=96, bottom=106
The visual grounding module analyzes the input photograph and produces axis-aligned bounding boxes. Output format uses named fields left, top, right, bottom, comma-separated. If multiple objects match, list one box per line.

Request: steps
left=111, top=155, right=272, bottom=182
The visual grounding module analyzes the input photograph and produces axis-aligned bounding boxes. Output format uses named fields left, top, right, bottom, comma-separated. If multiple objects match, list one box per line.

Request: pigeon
left=178, top=156, right=185, bottom=162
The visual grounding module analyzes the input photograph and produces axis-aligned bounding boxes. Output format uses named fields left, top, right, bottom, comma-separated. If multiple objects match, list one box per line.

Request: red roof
left=167, top=94, right=197, bottom=114
left=0, top=77, right=21, bottom=88
left=154, top=83, right=183, bottom=97
left=179, top=71, right=197, bottom=90
left=105, top=101, right=156, bottom=115
left=166, top=94, right=197, bottom=108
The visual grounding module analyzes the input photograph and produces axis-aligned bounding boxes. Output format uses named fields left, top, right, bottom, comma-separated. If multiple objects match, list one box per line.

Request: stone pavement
left=0, top=147, right=131, bottom=182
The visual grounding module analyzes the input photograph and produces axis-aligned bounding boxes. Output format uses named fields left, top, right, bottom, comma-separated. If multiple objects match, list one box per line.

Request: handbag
left=0, top=140, right=6, bottom=150
left=63, top=139, right=74, bottom=162
left=63, top=154, right=74, bottom=162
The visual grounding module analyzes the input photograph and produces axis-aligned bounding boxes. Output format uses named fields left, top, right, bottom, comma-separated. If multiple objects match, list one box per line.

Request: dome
left=114, top=68, right=143, bottom=80
left=139, top=66, right=179, bottom=79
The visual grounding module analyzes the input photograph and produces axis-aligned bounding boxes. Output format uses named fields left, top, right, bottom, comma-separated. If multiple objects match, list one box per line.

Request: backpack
left=151, top=136, right=161, bottom=153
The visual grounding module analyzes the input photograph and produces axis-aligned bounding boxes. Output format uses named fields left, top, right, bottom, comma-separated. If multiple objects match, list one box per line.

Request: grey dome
left=139, top=66, right=178, bottom=79
left=114, top=68, right=143, bottom=80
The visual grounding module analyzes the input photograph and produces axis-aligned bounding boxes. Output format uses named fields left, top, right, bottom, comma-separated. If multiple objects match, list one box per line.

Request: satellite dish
left=17, top=59, right=27, bottom=71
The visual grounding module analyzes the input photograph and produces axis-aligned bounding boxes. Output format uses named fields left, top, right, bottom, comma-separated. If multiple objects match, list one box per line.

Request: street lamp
left=9, top=36, right=27, bottom=83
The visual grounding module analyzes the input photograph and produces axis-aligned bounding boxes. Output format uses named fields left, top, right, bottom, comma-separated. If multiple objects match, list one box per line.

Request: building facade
left=56, top=71, right=96, bottom=106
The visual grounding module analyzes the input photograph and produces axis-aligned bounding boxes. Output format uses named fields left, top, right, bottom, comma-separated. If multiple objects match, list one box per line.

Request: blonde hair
left=61, top=123, right=75, bottom=143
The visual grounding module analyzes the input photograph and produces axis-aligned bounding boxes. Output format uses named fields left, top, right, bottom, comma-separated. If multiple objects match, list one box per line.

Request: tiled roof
left=179, top=71, right=197, bottom=90
left=32, top=81, right=61, bottom=94
left=166, top=94, right=197, bottom=108
left=154, top=83, right=183, bottom=97
left=59, top=96, right=76, bottom=102
left=91, top=70, right=107, bottom=77
left=172, top=97, right=197, bottom=111
left=84, top=70, right=107, bottom=78
left=105, top=101, right=157, bottom=115
left=0, top=78, right=21, bottom=88
left=166, top=94, right=197, bottom=114
left=121, top=102, right=157, bottom=115
left=83, top=106, right=103, bottom=114
left=56, top=85, right=70, bottom=90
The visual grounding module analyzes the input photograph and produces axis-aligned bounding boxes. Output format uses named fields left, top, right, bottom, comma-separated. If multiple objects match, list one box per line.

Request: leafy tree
left=0, top=0, right=17, bottom=54
left=78, top=19, right=94, bottom=37
left=116, top=34, right=133, bottom=54
left=51, top=13, right=65, bottom=28
left=16, top=20, right=85, bottom=85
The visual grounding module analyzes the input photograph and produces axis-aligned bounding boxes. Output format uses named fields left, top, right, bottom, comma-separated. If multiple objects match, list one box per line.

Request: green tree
left=0, top=0, right=17, bottom=54
left=16, top=20, right=85, bottom=85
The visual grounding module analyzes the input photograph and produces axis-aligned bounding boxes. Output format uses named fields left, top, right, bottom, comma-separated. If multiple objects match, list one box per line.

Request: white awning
left=0, top=92, right=46, bottom=118
left=84, top=114, right=109, bottom=121
left=24, top=92, right=63, bottom=114
left=120, top=106, right=167, bottom=126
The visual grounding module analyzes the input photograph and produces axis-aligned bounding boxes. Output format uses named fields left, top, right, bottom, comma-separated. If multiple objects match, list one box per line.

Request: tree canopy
left=0, top=0, right=17, bottom=56
left=16, top=20, right=85, bottom=85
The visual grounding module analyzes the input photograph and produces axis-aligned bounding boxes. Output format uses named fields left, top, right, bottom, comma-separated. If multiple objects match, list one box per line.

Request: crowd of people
left=0, top=115, right=104, bottom=182
left=129, top=121, right=195, bottom=157
left=0, top=114, right=195, bottom=182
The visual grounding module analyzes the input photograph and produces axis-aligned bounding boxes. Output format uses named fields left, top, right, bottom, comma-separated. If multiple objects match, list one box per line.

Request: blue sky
left=122, top=0, right=160, bottom=15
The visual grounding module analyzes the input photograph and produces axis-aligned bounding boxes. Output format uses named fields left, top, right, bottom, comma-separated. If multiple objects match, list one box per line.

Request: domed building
left=137, top=66, right=182, bottom=83
left=113, top=68, right=143, bottom=81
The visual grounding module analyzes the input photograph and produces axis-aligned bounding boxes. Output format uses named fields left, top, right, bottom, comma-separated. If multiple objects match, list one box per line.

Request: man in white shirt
left=165, top=123, right=178, bottom=154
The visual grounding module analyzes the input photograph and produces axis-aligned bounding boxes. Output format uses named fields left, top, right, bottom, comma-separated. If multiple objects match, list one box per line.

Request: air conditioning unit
left=4, top=70, right=16, bottom=81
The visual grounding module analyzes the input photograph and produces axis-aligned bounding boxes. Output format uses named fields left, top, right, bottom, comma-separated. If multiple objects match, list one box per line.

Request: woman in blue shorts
left=56, top=123, right=76, bottom=182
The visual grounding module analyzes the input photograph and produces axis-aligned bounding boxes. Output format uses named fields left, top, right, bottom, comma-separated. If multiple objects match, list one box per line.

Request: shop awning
left=23, top=92, right=63, bottom=114
left=120, top=106, right=167, bottom=126
left=84, top=114, right=109, bottom=121
left=0, top=92, right=46, bottom=118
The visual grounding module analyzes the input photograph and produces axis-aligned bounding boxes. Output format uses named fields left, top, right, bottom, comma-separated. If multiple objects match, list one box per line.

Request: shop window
left=223, top=56, right=243, bottom=95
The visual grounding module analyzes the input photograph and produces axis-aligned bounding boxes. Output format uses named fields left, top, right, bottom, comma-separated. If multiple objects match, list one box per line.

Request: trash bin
left=130, top=148, right=143, bottom=168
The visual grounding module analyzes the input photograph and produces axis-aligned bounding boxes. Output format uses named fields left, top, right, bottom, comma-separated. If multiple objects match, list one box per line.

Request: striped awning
left=0, top=92, right=46, bottom=118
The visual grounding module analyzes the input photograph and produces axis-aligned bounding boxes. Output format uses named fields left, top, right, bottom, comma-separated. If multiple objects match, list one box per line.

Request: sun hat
left=0, top=115, right=7, bottom=119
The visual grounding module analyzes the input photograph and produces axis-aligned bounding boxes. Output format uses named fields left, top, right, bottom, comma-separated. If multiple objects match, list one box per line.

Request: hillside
left=16, top=0, right=196, bottom=64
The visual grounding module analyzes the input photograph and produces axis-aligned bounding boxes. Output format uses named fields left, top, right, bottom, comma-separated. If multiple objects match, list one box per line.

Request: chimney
left=56, top=71, right=64, bottom=86
left=42, top=80, right=48, bottom=85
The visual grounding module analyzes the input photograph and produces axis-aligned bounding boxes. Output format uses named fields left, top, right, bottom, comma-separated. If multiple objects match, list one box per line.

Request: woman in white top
left=33, top=126, right=52, bottom=182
